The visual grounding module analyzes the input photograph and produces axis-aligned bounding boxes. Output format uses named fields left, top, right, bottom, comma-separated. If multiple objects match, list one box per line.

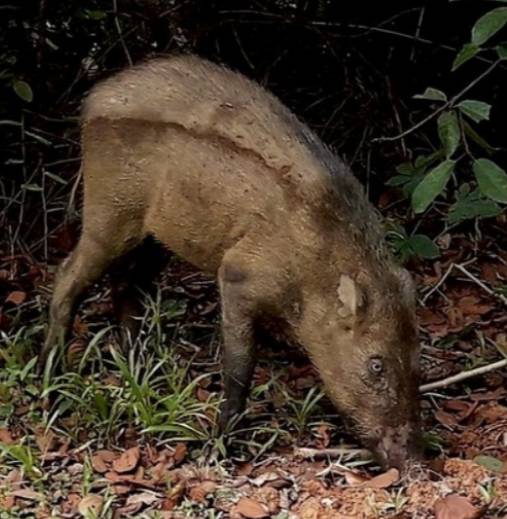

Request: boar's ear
left=337, top=274, right=362, bottom=317
left=397, top=267, right=416, bottom=309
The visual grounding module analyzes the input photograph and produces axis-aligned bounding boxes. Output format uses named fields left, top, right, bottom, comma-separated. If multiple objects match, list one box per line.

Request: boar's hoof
left=218, top=401, right=243, bottom=433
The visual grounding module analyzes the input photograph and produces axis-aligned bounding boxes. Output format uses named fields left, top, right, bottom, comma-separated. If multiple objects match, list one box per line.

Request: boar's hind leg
left=217, top=261, right=258, bottom=432
left=110, top=236, right=168, bottom=351
left=40, top=231, right=139, bottom=370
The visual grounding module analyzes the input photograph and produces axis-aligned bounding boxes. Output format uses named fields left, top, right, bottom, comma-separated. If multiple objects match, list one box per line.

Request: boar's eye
left=368, top=356, right=384, bottom=376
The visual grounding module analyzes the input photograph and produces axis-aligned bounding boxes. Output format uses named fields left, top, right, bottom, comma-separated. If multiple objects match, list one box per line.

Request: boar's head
left=298, top=267, right=421, bottom=470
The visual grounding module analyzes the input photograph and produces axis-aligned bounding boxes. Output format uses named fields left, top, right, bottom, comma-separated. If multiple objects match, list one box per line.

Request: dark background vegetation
left=1, top=0, right=505, bottom=263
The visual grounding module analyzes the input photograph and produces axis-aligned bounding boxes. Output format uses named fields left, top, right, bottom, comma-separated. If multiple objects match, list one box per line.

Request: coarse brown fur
left=42, top=55, right=421, bottom=469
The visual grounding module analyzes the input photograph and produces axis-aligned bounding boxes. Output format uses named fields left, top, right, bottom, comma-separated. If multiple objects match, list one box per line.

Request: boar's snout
left=373, top=423, right=420, bottom=472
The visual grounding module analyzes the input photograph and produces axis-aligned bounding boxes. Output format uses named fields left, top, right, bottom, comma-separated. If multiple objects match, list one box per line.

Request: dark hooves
left=218, top=402, right=243, bottom=434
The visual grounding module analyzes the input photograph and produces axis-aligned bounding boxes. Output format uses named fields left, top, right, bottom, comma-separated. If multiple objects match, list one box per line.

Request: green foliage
left=473, top=454, right=504, bottom=473
left=447, top=185, right=501, bottom=224
left=473, top=158, right=507, bottom=203
left=390, top=5, right=506, bottom=228
left=386, top=152, right=442, bottom=198
left=80, top=9, right=108, bottom=20
left=471, top=7, right=507, bottom=46
left=411, top=160, right=455, bottom=214
left=413, top=87, right=447, bottom=101
left=12, top=79, right=33, bottom=102
left=452, top=43, right=480, bottom=70
left=457, top=100, right=491, bottom=123
left=387, top=225, right=440, bottom=263
left=497, top=43, right=507, bottom=58
left=285, top=386, right=324, bottom=437
left=437, top=111, right=460, bottom=157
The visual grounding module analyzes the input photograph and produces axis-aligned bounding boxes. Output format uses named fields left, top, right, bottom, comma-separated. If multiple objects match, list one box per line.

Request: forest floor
left=1, top=226, right=507, bottom=519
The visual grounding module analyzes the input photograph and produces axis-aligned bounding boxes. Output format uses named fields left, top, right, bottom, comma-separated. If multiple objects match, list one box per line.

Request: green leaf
left=462, top=121, right=497, bottom=155
left=411, top=160, right=455, bottom=213
left=448, top=187, right=501, bottom=224
left=452, top=43, right=481, bottom=71
left=386, top=175, right=412, bottom=187
left=437, top=111, right=460, bottom=157
left=471, top=7, right=507, bottom=46
left=415, top=150, right=444, bottom=169
left=408, top=235, right=440, bottom=259
left=473, top=158, right=507, bottom=203
left=473, top=454, right=504, bottom=473
left=413, top=87, right=447, bottom=102
left=497, top=43, right=507, bottom=59
left=12, top=80, right=33, bottom=103
left=93, top=392, right=109, bottom=421
left=395, top=162, right=415, bottom=175
left=457, top=100, right=491, bottom=123
left=82, top=9, right=107, bottom=20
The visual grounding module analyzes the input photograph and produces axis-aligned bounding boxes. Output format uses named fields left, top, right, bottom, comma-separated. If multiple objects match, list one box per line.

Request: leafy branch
left=383, top=5, right=507, bottom=227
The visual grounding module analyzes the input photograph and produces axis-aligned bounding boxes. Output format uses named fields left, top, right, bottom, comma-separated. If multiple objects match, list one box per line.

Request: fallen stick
left=419, top=358, right=507, bottom=393
left=295, top=446, right=371, bottom=460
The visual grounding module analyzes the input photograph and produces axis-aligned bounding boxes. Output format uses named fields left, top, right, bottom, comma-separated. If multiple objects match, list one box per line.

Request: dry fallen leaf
left=0, top=495, right=15, bottom=510
left=235, top=497, right=269, bottom=518
left=172, top=443, right=187, bottom=465
left=298, top=497, right=323, bottom=519
left=11, top=489, right=44, bottom=501
left=344, top=470, right=370, bottom=486
left=250, top=472, right=281, bottom=487
left=0, top=427, right=14, bottom=444
left=188, top=480, right=217, bottom=502
left=362, top=468, right=399, bottom=489
left=113, top=446, right=140, bottom=473
left=35, top=428, right=56, bottom=453
left=434, top=494, right=481, bottom=519
left=237, top=462, right=254, bottom=477
left=92, top=454, right=109, bottom=473
left=196, top=386, right=211, bottom=402
left=435, top=409, right=459, bottom=428
left=61, top=493, right=81, bottom=514
left=78, top=494, right=104, bottom=517
left=126, top=492, right=160, bottom=506
left=5, top=290, right=26, bottom=305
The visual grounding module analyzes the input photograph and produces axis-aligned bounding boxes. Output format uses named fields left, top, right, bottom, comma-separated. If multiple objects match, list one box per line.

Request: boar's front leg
left=217, top=261, right=257, bottom=431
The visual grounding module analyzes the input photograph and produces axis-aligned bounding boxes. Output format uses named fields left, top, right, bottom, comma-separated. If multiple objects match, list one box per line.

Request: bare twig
left=420, top=263, right=455, bottom=304
left=309, top=21, right=497, bottom=66
left=410, top=7, right=425, bottom=62
left=295, top=446, right=371, bottom=460
left=420, top=259, right=477, bottom=304
left=453, top=262, right=507, bottom=306
left=420, top=358, right=507, bottom=393
left=372, top=59, right=501, bottom=143
left=112, top=0, right=133, bottom=66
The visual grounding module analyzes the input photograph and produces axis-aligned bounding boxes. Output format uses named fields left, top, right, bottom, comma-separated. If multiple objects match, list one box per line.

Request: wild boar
left=41, top=55, right=421, bottom=469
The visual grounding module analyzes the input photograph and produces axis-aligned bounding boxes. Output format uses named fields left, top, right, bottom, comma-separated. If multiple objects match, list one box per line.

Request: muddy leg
left=39, top=233, right=137, bottom=371
left=110, top=237, right=168, bottom=351
left=217, top=269, right=257, bottom=431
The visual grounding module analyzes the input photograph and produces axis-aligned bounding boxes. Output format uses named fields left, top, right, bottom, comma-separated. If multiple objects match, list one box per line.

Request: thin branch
left=420, top=358, right=507, bottom=393
left=453, top=262, right=507, bottom=306
left=112, top=0, right=133, bottom=66
left=421, top=263, right=455, bottom=304
left=372, top=59, right=501, bottom=143
left=410, top=7, right=425, bottom=62
left=295, top=446, right=371, bottom=459
left=310, top=21, right=496, bottom=66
